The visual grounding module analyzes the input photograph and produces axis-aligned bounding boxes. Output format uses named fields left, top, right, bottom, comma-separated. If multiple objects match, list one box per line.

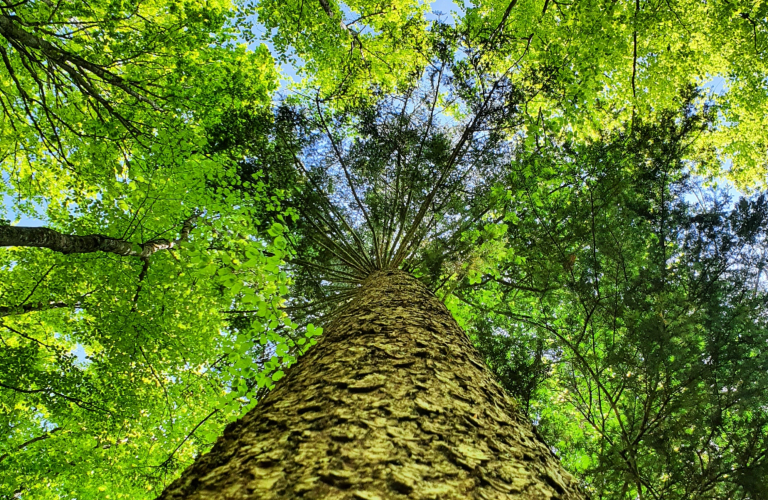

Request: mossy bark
left=158, top=270, right=583, bottom=500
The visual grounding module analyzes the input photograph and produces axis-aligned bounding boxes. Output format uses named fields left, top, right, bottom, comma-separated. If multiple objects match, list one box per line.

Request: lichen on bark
left=158, top=269, right=584, bottom=499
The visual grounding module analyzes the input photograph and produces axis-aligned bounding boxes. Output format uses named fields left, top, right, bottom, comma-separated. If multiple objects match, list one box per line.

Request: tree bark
left=158, top=269, right=584, bottom=500
left=0, top=301, right=71, bottom=317
left=0, top=225, right=138, bottom=255
left=0, top=216, right=195, bottom=257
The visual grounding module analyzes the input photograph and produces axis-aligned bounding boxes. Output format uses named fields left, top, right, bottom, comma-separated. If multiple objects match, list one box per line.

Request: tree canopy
left=1, top=0, right=767, bottom=499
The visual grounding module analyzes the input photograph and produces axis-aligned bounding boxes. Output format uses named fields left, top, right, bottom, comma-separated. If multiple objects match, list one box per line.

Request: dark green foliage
left=453, top=95, right=768, bottom=498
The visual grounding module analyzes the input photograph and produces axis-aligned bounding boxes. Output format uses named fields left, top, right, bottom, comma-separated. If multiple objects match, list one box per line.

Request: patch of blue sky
left=239, top=20, right=302, bottom=91
left=703, top=75, right=727, bottom=96
left=682, top=158, right=743, bottom=211
left=427, top=0, right=463, bottom=24
left=2, top=192, right=48, bottom=227
left=71, top=343, right=91, bottom=367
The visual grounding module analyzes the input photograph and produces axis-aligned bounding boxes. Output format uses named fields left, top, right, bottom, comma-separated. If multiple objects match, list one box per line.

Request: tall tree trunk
left=158, top=270, right=583, bottom=499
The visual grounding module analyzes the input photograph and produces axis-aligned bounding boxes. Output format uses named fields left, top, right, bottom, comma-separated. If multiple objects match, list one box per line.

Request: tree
left=0, top=1, right=290, bottom=497
left=0, top=0, right=276, bottom=210
left=153, top=56, right=767, bottom=499
left=452, top=98, right=768, bottom=497
left=449, top=0, right=768, bottom=186
left=244, top=0, right=431, bottom=99
left=155, top=61, right=592, bottom=497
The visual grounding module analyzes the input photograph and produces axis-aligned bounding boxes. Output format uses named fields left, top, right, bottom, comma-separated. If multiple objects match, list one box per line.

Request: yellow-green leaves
left=250, top=0, right=430, bottom=102
left=0, top=0, right=279, bottom=221
left=0, top=1, right=284, bottom=495
left=459, top=0, right=768, bottom=186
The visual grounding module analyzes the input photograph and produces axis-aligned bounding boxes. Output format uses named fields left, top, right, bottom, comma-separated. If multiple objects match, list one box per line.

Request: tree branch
left=0, top=427, right=63, bottom=463
left=0, top=301, right=72, bottom=317
left=1, top=214, right=198, bottom=257
left=0, top=14, right=159, bottom=108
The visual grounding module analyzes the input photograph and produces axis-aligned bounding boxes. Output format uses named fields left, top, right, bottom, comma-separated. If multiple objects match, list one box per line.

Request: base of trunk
left=159, top=270, right=583, bottom=499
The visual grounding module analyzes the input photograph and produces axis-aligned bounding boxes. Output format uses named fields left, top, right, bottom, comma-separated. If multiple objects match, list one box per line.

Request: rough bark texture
left=158, top=270, right=584, bottom=500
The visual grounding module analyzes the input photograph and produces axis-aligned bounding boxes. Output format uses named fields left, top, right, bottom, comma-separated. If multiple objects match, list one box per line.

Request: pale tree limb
left=0, top=301, right=72, bottom=317
left=0, top=213, right=198, bottom=258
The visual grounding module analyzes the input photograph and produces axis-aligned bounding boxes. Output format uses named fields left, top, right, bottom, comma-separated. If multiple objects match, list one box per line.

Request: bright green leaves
left=0, top=191, right=294, bottom=496
left=207, top=216, right=300, bottom=398
left=274, top=236, right=288, bottom=250
left=0, top=1, right=283, bottom=492
left=268, top=222, right=285, bottom=236
left=268, top=222, right=291, bottom=259
left=0, top=173, right=296, bottom=498
left=436, top=206, right=515, bottom=297
left=457, top=0, right=768, bottom=187
left=247, top=0, right=430, bottom=102
left=2, top=0, right=765, bottom=498
left=305, top=323, right=322, bottom=339
left=0, top=0, right=279, bottom=223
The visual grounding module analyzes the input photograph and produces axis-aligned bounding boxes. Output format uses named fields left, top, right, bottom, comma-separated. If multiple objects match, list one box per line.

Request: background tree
left=0, top=0, right=276, bottom=212
left=444, top=0, right=767, bottom=186
left=0, top=0, right=295, bottom=497
left=452, top=95, right=768, bottom=498
left=244, top=0, right=432, bottom=100
left=251, top=0, right=768, bottom=185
